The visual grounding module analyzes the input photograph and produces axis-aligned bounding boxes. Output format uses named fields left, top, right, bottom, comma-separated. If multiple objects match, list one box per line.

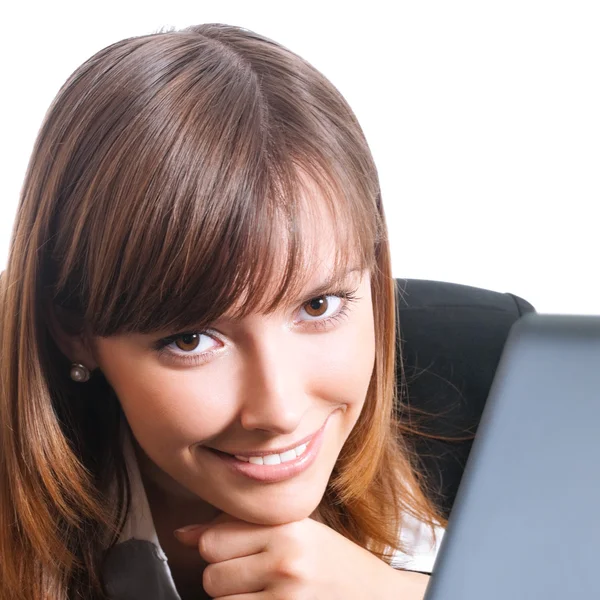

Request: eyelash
left=153, top=286, right=361, bottom=366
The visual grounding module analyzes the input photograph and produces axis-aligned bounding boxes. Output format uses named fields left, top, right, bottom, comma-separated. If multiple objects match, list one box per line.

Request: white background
left=1, top=1, right=598, bottom=314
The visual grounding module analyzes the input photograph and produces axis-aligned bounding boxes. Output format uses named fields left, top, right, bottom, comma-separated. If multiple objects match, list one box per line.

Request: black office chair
left=395, top=278, right=535, bottom=519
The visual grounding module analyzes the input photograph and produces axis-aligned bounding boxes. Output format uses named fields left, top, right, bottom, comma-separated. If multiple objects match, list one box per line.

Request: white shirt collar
left=117, top=427, right=167, bottom=555
left=115, top=425, right=180, bottom=596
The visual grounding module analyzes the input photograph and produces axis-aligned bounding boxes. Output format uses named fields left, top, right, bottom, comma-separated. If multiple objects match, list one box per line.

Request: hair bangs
left=75, top=157, right=376, bottom=337
left=216, top=161, right=379, bottom=322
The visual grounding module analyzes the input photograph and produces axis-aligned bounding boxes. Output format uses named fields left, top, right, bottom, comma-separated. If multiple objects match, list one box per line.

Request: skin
left=96, top=261, right=376, bottom=528
left=51, top=212, right=429, bottom=599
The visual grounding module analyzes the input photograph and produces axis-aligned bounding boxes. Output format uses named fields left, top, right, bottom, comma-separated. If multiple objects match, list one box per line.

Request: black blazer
left=395, top=278, right=535, bottom=518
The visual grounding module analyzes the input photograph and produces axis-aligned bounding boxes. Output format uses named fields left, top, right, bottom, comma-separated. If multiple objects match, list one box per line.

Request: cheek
left=94, top=300, right=375, bottom=452
left=310, top=301, right=376, bottom=412
left=96, top=343, right=235, bottom=451
left=307, top=325, right=375, bottom=413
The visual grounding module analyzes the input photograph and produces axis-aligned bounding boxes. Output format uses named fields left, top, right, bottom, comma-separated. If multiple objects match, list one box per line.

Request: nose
left=237, top=325, right=309, bottom=434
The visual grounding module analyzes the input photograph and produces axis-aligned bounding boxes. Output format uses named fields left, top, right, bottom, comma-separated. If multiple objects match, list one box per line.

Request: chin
left=220, top=490, right=324, bottom=526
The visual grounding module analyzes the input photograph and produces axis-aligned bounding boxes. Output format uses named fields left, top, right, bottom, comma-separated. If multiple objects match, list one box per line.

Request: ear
left=45, top=300, right=99, bottom=371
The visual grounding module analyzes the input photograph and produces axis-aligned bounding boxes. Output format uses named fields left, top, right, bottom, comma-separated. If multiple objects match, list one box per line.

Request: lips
left=202, top=414, right=332, bottom=483
left=208, top=423, right=323, bottom=458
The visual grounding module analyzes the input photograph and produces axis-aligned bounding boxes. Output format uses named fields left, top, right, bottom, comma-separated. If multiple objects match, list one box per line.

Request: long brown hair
left=0, top=23, right=444, bottom=599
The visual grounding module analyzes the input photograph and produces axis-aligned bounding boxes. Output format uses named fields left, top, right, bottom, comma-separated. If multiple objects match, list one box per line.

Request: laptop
left=424, top=313, right=600, bottom=599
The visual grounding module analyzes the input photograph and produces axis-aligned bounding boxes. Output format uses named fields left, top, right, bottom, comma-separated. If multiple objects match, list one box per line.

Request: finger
left=203, top=552, right=270, bottom=598
left=213, top=594, right=269, bottom=600
left=198, top=520, right=272, bottom=563
left=173, top=511, right=236, bottom=548
left=214, top=584, right=296, bottom=600
left=173, top=523, right=211, bottom=547
left=214, top=594, right=269, bottom=600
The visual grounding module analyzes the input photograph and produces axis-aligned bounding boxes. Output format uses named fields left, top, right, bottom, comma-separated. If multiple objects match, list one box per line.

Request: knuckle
left=273, top=553, right=311, bottom=582
left=281, top=520, right=305, bottom=542
left=202, top=563, right=219, bottom=597
left=197, top=530, right=218, bottom=561
left=273, top=521, right=305, bottom=551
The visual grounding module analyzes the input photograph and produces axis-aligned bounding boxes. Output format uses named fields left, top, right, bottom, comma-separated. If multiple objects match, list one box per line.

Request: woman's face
left=91, top=246, right=376, bottom=527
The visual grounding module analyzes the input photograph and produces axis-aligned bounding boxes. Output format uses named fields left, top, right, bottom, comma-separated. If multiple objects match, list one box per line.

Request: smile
left=233, top=441, right=308, bottom=465
left=203, top=415, right=332, bottom=483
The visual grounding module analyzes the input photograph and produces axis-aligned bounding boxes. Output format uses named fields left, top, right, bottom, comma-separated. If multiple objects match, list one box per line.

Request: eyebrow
left=180, top=265, right=365, bottom=332
left=296, top=265, right=363, bottom=304
left=214, top=265, right=364, bottom=324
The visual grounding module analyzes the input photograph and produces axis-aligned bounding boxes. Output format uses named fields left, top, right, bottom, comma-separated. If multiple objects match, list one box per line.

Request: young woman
left=0, top=23, right=445, bottom=599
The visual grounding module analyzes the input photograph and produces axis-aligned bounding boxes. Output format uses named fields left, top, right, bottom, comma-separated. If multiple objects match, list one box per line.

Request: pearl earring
left=70, top=363, right=91, bottom=383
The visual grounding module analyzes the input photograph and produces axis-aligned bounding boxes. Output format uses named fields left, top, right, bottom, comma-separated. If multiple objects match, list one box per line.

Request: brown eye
left=175, top=333, right=201, bottom=352
left=304, top=296, right=328, bottom=318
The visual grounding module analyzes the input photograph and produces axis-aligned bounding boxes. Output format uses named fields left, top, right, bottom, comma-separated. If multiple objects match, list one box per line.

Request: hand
left=174, top=512, right=429, bottom=600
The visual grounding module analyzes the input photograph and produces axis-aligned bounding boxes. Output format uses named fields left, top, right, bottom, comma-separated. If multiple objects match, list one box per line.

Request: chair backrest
left=395, top=278, right=535, bottom=518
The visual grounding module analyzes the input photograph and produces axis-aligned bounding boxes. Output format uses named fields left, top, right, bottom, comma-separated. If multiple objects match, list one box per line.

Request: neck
left=131, top=438, right=222, bottom=527
left=131, top=441, right=218, bottom=600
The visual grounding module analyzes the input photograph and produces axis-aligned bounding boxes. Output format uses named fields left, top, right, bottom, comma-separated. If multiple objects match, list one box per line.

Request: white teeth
left=279, top=449, right=297, bottom=463
left=295, top=443, right=307, bottom=457
left=235, top=442, right=309, bottom=465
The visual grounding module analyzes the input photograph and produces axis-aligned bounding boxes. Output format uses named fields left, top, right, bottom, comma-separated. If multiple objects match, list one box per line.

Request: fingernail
left=174, top=524, right=205, bottom=535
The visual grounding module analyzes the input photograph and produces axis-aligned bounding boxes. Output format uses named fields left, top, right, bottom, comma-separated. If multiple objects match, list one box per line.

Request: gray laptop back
left=425, top=313, right=600, bottom=600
